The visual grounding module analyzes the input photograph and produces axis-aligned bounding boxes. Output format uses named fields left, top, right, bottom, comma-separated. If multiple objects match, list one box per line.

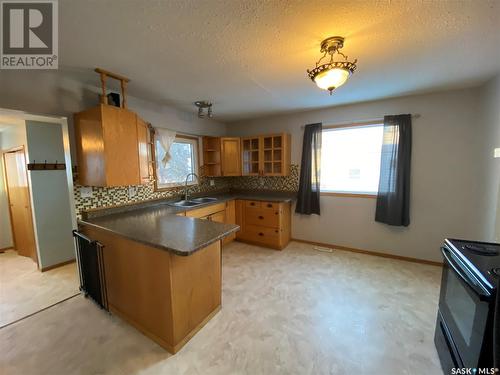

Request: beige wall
left=480, top=75, right=500, bottom=241
left=0, top=70, right=228, bottom=162
left=229, top=87, right=493, bottom=262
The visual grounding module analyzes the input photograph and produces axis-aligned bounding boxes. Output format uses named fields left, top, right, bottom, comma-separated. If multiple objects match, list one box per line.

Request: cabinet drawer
left=242, top=225, right=281, bottom=246
left=185, top=203, right=226, bottom=218
left=245, top=200, right=261, bottom=209
left=261, top=202, right=279, bottom=210
left=245, top=207, right=280, bottom=228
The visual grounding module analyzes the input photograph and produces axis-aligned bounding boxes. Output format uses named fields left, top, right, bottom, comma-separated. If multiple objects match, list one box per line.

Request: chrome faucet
left=183, top=172, right=199, bottom=201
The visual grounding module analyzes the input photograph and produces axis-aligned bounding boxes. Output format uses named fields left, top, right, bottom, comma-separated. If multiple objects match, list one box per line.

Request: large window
left=320, top=124, right=384, bottom=195
left=155, top=135, right=199, bottom=189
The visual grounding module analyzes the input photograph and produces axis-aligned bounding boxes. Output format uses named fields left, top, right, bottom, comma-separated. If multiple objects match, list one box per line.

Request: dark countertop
left=79, top=190, right=296, bottom=256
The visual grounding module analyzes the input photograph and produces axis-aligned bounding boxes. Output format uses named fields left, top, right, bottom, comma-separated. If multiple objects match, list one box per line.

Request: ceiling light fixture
left=194, top=101, right=213, bottom=118
left=307, top=36, right=357, bottom=95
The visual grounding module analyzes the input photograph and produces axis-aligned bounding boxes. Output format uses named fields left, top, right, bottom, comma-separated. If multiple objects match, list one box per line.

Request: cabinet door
left=241, top=137, right=261, bottom=176
left=137, top=116, right=150, bottom=184
left=210, top=211, right=226, bottom=223
left=102, top=105, right=140, bottom=186
left=221, top=138, right=241, bottom=176
left=235, top=200, right=245, bottom=239
left=262, top=133, right=290, bottom=176
left=223, top=200, right=236, bottom=244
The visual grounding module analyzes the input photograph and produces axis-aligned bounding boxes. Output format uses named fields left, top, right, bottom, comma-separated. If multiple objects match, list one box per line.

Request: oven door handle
left=441, top=247, right=491, bottom=300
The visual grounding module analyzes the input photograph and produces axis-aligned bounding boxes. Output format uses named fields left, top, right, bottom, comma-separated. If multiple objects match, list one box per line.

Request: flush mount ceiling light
left=307, top=36, right=357, bottom=95
left=194, top=101, right=213, bottom=118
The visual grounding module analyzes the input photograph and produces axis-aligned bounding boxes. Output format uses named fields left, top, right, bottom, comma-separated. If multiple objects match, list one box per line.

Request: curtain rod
left=301, top=114, right=420, bottom=130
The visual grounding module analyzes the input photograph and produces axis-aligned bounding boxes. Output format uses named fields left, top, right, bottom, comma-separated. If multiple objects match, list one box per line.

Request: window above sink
left=154, top=135, right=200, bottom=190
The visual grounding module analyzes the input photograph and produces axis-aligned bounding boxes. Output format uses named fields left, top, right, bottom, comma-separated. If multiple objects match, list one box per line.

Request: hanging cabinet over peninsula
left=74, top=104, right=150, bottom=187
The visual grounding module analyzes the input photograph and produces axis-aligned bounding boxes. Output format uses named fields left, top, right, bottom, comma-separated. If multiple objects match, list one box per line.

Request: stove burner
left=463, top=244, right=499, bottom=256
left=490, top=268, right=500, bottom=277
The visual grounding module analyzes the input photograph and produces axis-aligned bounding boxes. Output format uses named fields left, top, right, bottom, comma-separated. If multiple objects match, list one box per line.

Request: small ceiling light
left=307, top=36, right=357, bottom=95
left=194, top=101, right=213, bottom=118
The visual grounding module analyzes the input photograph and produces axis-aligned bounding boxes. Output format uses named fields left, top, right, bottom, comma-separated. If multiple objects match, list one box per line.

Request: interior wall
left=25, top=121, right=75, bottom=269
left=228, top=87, right=490, bottom=262
left=0, top=132, right=13, bottom=249
left=480, top=75, right=500, bottom=241
left=0, top=70, right=229, bottom=163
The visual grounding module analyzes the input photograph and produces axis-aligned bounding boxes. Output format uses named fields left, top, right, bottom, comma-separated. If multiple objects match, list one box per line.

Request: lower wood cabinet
left=235, top=199, right=291, bottom=250
left=185, top=201, right=236, bottom=245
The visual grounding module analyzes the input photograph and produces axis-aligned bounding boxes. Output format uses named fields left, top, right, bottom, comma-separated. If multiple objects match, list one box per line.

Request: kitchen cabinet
left=235, top=199, right=291, bottom=249
left=223, top=200, right=236, bottom=244
left=185, top=201, right=236, bottom=245
left=74, top=104, right=150, bottom=187
left=202, top=137, right=241, bottom=177
left=202, top=136, right=221, bottom=177
left=241, top=133, right=291, bottom=176
left=220, top=138, right=241, bottom=176
left=137, top=116, right=152, bottom=184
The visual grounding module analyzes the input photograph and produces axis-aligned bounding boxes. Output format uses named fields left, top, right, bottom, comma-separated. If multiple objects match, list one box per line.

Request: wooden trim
left=0, top=247, right=13, bottom=253
left=3, top=145, right=39, bottom=266
left=41, top=258, right=76, bottom=272
left=151, top=133, right=201, bottom=192
left=321, top=192, right=377, bottom=199
left=291, top=238, right=443, bottom=267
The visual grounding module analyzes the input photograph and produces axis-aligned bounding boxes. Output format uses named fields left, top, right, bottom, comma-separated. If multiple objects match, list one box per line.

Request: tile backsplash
left=74, top=164, right=299, bottom=218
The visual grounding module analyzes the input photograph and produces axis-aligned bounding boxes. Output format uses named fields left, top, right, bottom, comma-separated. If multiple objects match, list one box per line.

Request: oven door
left=439, top=245, right=491, bottom=368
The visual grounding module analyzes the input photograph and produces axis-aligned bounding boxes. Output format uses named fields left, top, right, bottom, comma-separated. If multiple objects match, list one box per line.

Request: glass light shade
left=314, top=67, right=350, bottom=91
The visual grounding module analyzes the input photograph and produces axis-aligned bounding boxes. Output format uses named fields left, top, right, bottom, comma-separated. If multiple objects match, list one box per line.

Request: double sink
left=167, top=197, right=218, bottom=208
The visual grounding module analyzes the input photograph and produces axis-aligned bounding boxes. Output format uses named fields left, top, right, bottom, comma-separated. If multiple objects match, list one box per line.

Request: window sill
left=154, top=182, right=198, bottom=192
left=320, top=192, right=377, bottom=199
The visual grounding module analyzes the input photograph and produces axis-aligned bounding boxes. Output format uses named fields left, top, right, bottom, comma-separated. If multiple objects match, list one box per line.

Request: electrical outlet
left=210, top=179, right=215, bottom=186
left=80, top=186, right=93, bottom=199
left=128, top=186, right=137, bottom=198
left=259, top=179, right=265, bottom=187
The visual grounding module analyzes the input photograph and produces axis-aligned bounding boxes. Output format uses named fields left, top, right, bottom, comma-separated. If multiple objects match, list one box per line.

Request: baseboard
left=41, top=258, right=76, bottom=272
left=291, top=238, right=443, bottom=267
left=0, top=247, right=13, bottom=253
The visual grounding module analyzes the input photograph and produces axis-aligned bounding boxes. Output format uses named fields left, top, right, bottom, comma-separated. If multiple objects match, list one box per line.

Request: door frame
left=0, top=108, right=78, bottom=270
left=2, top=145, right=38, bottom=264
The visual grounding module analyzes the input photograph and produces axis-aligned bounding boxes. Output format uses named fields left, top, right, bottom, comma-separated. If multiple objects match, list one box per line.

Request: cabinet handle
left=267, top=203, right=272, bottom=208
left=258, top=215, right=264, bottom=219
left=275, top=230, right=279, bottom=233
left=275, top=212, right=278, bottom=215
left=250, top=202, right=255, bottom=206
left=258, top=232, right=264, bottom=236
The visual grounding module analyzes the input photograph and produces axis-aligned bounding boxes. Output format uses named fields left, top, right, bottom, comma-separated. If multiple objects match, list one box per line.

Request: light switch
left=494, top=148, right=500, bottom=158
left=80, top=187, right=93, bottom=199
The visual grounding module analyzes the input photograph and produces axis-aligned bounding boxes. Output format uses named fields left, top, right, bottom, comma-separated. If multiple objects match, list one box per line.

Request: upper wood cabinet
left=202, top=136, right=222, bottom=177
left=74, top=104, right=150, bottom=187
left=220, top=137, right=241, bottom=176
left=202, top=136, right=241, bottom=177
left=242, top=133, right=291, bottom=177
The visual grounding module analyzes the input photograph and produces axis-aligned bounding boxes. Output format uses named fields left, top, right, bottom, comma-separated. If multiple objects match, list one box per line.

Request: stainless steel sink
left=167, top=197, right=218, bottom=208
left=168, top=200, right=201, bottom=207
left=190, top=197, right=218, bottom=204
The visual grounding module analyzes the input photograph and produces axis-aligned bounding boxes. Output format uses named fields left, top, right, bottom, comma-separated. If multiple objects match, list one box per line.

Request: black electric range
left=435, top=238, right=500, bottom=374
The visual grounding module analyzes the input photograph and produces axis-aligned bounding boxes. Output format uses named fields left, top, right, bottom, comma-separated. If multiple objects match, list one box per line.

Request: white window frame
left=154, top=135, right=200, bottom=190
left=320, top=122, right=384, bottom=197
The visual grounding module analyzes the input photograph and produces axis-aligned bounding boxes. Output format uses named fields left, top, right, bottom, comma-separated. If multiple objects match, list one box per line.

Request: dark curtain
left=295, top=123, right=322, bottom=215
left=375, top=114, right=412, bottom=226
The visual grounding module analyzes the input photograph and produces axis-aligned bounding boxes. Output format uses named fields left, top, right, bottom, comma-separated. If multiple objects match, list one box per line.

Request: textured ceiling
left=59, top=0, right=500, bottom=121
